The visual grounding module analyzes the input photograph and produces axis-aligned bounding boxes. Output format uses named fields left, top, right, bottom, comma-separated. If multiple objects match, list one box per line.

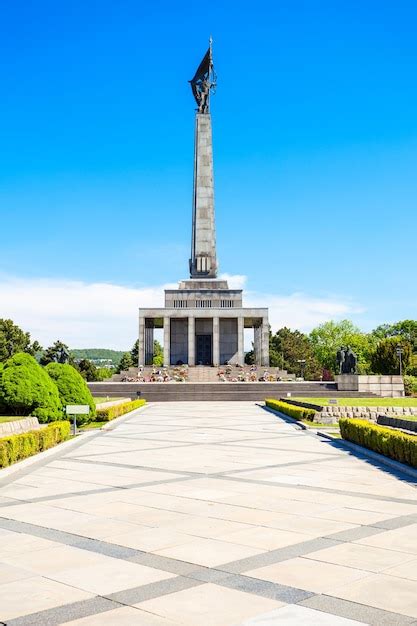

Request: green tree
left=129, top=339, right=163, bottom=366
left=95, top=367, right=113, bottom=381
left=46, top=363, right=96, bottom=423
left=40, top=341, right=72, bottom=366
left=0, top=353, right=62, bottom=422
left=153, top=340, right=164, bottom=366
left=130, top=339, right=139, bottom=365
left=373, top=320, right=417, bottom=352
left=344, top=333, right=377, bottom=374
left=70, top=348, right=124, bottom=367
left=371, top=324, right=393, bottom=340
left=309, top=320, right=375, bottom=373
left=371, top=337, right=411, bottom=375
left=0, top=319, right=42, bottom=362
left=77, top=359, right=99, bottom=382
left=271, top=327, right=322, bottom=379
left=117, top=352, right=134, bottom=373
left=244, top=349, right=255, bottom=365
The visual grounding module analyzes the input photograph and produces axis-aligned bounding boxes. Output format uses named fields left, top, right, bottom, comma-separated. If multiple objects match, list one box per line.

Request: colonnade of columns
left=138, top=315, right=269, bottom=367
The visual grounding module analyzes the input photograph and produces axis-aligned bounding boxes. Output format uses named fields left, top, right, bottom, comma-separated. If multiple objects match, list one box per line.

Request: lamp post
left=297, top=359, right=306, bottom=380
left=396, top=346, right=404, bottom=376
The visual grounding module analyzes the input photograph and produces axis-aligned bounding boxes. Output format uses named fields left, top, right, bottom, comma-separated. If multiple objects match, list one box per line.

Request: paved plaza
left=0, top=402, right=417, bottom=625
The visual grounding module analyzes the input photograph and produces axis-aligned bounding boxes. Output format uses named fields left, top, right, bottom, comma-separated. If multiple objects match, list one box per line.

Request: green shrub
left=404, top=375, right=417, bottom=397
left=0, top=421, right=70, bottom=468
left=95, top=399, right=146, bottom=422
left=0, top=353, right=62, bottom=422
left=265, top=398, right=316, bottom=421
left=371, top=337, right=411, bottom=375
left=339, top=418, right=417, bottom=468
left=46, top=363, right=96, bottom=424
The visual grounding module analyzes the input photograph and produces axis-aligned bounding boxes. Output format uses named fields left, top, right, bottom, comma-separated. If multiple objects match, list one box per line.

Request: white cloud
left=245, top=291, right=363, bottom=332
left=219, top=273, right=247, bottom=289
left=0, top=274, right=363, bottom=349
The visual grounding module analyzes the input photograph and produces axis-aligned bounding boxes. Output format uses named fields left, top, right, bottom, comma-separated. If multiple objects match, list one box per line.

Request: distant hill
left=70, top=349, right=125, bottom=366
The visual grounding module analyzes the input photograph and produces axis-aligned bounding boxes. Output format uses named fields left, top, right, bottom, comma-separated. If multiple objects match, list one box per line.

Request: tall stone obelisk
left=137, top=42, right=270, bottom=370
left=189, top=41, right=217, bottom=279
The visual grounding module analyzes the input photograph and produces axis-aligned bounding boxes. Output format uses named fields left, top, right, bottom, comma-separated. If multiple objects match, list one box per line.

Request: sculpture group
left=337, top=346, right=358, bottom=374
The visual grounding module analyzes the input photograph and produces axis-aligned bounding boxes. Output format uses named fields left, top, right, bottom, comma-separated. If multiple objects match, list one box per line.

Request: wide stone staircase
left=187, top=366, right=221, bottom=382
left=88, top=380, right=376, bottom=402
left=111, top=365, right=295, bottom=383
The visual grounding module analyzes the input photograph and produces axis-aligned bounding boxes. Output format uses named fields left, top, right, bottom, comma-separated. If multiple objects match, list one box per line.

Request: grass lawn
left=301, top=420, right=339, bottom=428
left=292, top=397, right=417, bottom=407
left=388, top=415, right=417, bottom=422
left=79, top=421, right=108, bottom=430
left=93, top=397, right=125, bottom=404
left=0, top=416, right=28, bottom=423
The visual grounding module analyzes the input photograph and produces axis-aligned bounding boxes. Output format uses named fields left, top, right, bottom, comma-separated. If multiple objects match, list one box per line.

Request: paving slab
left=238, top=604, right=367, bottom=625
left=1, top=401, right=416, bottom=624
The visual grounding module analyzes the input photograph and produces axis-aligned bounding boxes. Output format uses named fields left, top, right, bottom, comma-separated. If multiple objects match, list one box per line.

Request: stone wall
left=335, top=374, right=404, bottom=398
left=0, top=417, right=40, bottom=437
left=320, top=405, right=417, bottom=423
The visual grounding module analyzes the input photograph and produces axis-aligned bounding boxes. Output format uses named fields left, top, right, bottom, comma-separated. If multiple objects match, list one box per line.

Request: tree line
left=1, top=318, right=416, bottom=392
left=247, top=319, right=417, bottom=384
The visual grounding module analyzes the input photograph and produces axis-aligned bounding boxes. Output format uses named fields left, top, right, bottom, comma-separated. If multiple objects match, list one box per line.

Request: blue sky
left=1, top=1, right=416, bottom=348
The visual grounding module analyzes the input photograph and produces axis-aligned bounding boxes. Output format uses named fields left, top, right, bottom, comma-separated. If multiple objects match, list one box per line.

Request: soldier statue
left=189, top=38, right=216, bottom=114
left=337, top=345, right=358, bottom=374
left=344, top=346, right=358, bottom=374
left=195, top=78, right=210, bottom=113
left=336, top=346, right=346, bottom=375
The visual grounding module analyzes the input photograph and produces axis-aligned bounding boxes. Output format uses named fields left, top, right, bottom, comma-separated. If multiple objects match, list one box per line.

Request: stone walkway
left=0, top=402, right=417, bottom=625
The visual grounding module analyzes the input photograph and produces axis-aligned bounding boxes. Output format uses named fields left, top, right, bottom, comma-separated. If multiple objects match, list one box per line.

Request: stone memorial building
left=138, top=43, right=269, bottom=368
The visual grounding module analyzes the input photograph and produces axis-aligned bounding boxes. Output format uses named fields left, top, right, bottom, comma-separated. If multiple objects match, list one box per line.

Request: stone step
left=89, top=381, right=377, bottom=402
left=112, top=365, right=294, bottom=383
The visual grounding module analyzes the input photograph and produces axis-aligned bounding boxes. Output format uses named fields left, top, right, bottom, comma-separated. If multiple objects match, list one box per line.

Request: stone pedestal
left=335, top=374, right=405, bottom=398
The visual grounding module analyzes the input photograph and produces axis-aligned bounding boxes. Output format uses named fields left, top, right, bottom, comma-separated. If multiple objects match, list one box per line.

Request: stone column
left=237, top=316, right=244, bottom=366
left=254, top=324, right=261, bottom=366
left=261, top=318, right=270, bottom=366
left=138, top=315, right=145, bottom=366
left=188, top=316, right=195, bottom=366
left=163, top=317, right=170, bottom=367
left=213, top=316, right=219, bottom=366
left=144, top=320, right=154, bottom=365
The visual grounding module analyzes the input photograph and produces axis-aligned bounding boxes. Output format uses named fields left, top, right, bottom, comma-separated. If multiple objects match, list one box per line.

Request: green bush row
left=0, top=421, right=70, bottom=468
left=95, top=399, right=146, bottom=422
left=265, top=398, right=316, bottom=421
left=339, top=418, right=417, bottom=468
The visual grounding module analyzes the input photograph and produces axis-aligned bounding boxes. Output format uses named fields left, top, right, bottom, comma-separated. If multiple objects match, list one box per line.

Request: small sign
left=66, top=405, right=90, bottom=415
left=329, top=399, right=338, bottom=405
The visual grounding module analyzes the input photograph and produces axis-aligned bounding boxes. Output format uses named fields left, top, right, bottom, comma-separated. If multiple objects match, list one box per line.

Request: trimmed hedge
left=265, top=398, right=316, bottom=421
left=95, top=399, right=146, bottom=422
left=0, top=421, right=70, bottom=468
left=339, top=418, right=417, bottom=468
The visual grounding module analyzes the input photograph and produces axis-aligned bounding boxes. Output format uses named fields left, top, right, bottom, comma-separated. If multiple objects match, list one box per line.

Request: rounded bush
left=46, top=363, right=96, bottom=424
left=0, top=353, right=62, bottom=422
